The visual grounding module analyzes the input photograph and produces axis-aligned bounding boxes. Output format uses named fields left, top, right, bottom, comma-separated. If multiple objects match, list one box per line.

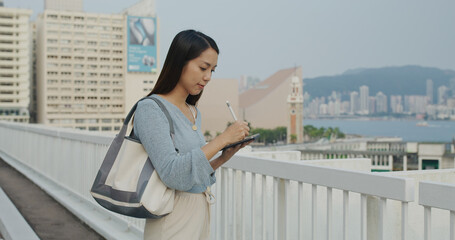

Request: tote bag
left=90, top=96, right=175, bottom=218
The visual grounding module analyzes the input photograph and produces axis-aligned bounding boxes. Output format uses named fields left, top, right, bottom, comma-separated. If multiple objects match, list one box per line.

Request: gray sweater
left=132, top=94, right=216, bottom=193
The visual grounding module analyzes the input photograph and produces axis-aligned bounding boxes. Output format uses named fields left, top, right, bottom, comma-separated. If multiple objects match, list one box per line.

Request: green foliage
left=304, top=125, right=345, bottom=140
left=250, top=126, right=287, bottom=144
left=290, top=134, right=297, bottom=144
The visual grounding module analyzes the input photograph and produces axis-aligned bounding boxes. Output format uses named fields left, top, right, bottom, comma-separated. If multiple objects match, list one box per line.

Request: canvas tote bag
left=90, top=96, right=175, bottom=218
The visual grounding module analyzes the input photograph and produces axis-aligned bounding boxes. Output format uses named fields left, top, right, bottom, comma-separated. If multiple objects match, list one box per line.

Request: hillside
left=303, top=65, right=455, bottom=99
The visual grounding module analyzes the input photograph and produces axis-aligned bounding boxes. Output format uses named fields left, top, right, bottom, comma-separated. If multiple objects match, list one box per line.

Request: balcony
left=0, top=121, right=454, bottom=240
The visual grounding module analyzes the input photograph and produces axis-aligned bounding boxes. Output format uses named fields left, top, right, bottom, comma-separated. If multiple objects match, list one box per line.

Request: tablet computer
left=221, top=133, right=260, bottom=151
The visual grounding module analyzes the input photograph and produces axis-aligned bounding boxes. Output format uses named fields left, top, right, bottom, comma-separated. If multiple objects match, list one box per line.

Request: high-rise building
left=45, top=0, right=83, bottom=12
left=405, top=95, right=427, bottom=114
left=375, top=91, right=388, bottom=113
left=368, top=97, right=376, bottom=114
left=427, top=79, right=434, bottom=104
left=438, top=85, right=449, bottom=105
left=350, top=91, right=359, bottom=114
left=390, top=95, right=403, bottom=113
left=0, top=7, right=32, bottom=123
left=239, top=75, right=260, bottom=93
left=35, top=0, right=158, bottom=132
left=450, top=78, right=455, bottom=97
left=359, top=85, right=369, bottom=114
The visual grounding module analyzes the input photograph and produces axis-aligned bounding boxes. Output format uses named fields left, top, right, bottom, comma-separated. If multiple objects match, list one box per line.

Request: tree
left=290, top=134, right=297, bottom=144
left=204, top=130, right=212, bottom=141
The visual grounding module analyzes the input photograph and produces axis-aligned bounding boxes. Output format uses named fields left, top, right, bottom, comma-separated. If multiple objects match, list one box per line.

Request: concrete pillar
left=389, top=155, right=393, bottom=171
left=403, top=155, right=407, bottom=171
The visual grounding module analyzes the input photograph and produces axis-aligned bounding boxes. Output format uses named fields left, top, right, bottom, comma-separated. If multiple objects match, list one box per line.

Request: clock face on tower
left=290, top=109, right=296, bottom=115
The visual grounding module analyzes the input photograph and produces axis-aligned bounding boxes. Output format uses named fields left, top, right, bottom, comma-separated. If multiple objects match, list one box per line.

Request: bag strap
left=120, top=95, right=177, bottom=148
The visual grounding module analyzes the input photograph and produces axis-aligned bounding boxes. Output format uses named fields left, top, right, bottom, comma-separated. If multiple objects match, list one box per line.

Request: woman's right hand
left=220, top=121, right=250, bottom=146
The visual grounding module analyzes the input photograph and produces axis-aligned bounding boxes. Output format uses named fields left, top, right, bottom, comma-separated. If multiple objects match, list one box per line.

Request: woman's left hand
left=220, top=139, right=253, bottom=161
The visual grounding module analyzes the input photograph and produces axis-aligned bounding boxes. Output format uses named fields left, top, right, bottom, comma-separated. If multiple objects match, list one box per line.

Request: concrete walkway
left=0, top=158, right=104, bottom=240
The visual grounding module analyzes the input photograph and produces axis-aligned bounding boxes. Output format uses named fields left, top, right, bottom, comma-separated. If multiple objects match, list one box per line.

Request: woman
left=132, top=30, right=251, bottom=239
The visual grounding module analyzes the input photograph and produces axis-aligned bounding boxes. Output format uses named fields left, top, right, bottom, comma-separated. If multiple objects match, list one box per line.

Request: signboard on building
left=127, top=16, right=157, bottom=73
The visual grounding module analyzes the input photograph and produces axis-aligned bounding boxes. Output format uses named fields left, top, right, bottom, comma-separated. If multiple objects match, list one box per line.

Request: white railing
left=419, top=181, right=455, bottom=240
left=0, top=121, right=453, bottom=240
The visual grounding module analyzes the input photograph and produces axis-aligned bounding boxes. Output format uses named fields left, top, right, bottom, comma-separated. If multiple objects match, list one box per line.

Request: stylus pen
left=226, top=101, right=238, bottom=121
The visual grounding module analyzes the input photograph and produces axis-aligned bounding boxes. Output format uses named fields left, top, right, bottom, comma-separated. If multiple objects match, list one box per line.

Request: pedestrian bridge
left=0, top=121, right=454, bottom=240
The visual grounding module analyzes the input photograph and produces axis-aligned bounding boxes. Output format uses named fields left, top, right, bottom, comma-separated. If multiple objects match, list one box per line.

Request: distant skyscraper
left=375, top=92, right=388, bottom=113
left=390, top=95, right=403, bottom=113
left=426, top=79, right=434, bottom=104
left=450, top=78, right=455, bottom=97
left=239, top=75, right=261, bottom=93
left=360, top=85, right=369, bottom=114
left=438, top=86, right=449, bottom=105
left=368, top=97, right=376, bottom=114
left=0, top=0, right=4, bottom=7
left=350, top=91, right=359, bottom=114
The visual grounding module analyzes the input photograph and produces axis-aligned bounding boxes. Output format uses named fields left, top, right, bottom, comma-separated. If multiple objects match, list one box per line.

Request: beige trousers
left=144, top=187, right=215, bottom=240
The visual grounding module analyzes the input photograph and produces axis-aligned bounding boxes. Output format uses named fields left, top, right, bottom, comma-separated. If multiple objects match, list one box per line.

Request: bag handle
left=120, top=95, right=177, bottom=147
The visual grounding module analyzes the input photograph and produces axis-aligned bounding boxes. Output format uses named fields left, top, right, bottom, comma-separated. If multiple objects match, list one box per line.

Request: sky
left=6, top=0, right=455, bottom=80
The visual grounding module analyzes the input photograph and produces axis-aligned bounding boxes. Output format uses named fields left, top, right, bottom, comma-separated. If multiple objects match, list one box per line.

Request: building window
left=102, top=127, right=112, bottom=131
left=47, top=14, right=58, bottom=19
left=74, top=48, right=84, bottom=53
left=61, top=47, right=71, bottom=53
left=47, top=39, right=58, bottom=44
left=87, top=33, right=97, bottom=38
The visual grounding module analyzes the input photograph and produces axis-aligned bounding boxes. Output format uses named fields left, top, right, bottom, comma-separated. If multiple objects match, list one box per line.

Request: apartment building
left=35, top=2, right=158, bottom=132
left=0, top=6, right=32, bottom=123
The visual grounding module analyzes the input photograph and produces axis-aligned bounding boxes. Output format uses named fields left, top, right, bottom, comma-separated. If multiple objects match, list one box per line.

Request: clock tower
left=287, top=75, right=304, bottom=144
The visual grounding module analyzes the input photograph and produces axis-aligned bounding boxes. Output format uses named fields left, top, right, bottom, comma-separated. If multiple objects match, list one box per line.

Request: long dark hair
left=148, top=29, right=219, bottom=105
left=131, top=30, right=219, bottom=128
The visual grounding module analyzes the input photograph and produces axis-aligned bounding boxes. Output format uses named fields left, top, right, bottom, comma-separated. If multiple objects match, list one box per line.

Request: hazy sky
left=6, top=0, right=455, bottom=80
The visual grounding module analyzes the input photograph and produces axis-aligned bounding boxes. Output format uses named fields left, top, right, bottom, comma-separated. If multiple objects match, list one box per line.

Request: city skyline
left=304, top=82, right=455, bottom=120
left=6, top=0, right=455, bottom=80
